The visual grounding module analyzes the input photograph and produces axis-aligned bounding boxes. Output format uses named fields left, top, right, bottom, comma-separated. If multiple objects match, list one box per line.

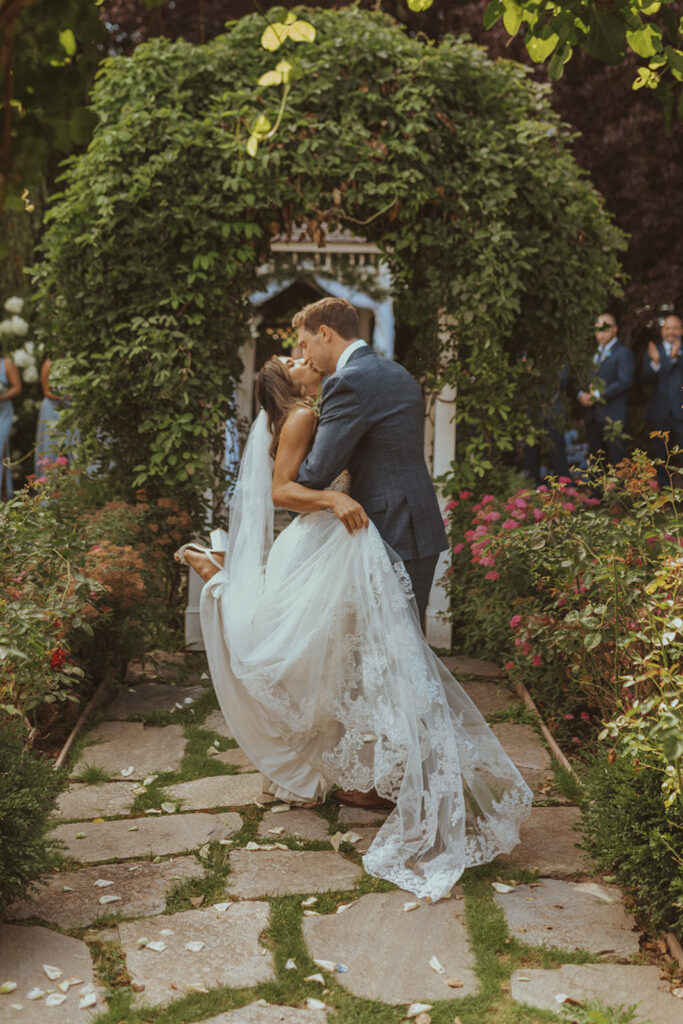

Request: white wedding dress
left=200, top=411, right=532, bottom=900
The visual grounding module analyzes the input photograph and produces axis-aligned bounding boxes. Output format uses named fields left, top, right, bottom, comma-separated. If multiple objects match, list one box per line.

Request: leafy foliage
left=0, top=0, right=104, bottom=222
left=33, top=6, right=624, bottom=516
left=484, top=0, right=683, bottom=101
left=0, top=721, right=66, bottom=913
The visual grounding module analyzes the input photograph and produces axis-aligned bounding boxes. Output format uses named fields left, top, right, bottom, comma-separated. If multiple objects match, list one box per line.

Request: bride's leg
left=182, top=548, right=224, bottom=583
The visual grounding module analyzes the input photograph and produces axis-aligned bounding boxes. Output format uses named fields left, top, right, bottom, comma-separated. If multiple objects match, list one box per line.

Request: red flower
left=50, top=647, right=67, bottom=671
left=532, top=654, right=542, bottom=667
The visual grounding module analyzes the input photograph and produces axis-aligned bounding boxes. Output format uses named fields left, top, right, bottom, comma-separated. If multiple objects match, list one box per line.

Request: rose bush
left=445, top=454, right=683, bottom=937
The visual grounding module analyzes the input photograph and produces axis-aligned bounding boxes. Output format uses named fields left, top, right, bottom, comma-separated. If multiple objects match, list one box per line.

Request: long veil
left=200, top=410, right=532, bottom=900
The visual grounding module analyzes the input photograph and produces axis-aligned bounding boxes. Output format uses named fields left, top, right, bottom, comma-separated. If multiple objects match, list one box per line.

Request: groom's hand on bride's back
left=326, top=492, right=369, bottom=534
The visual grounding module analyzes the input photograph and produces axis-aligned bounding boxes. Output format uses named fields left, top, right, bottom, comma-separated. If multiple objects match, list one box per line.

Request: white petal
left=429, top=956, right=445, bottom=974
left=285, top=959, right=296, bottom=970
left=45, top=993, right=67, bottom=1007
left=407, top=1004, right=432, bottom=1018
left=98, top=894, right=121, bottom=904
left=492, top=882, right=515, bottom=893
left=301, top=897, right=317, bottom=907
left=403, top=901, right=419, bottom=912
left=306, top=998, right=326, bottom=1010
left=185, top=942, right=204, bottom=952
left=79, top=992, right=97, bottom=1009
left=304, top=973, right=325, bottom=984
left=312, top=959, right=335, bottom=972
left=120, top=766, right=135, bottom=777
left=94, top=879, right=114, bottom=887
left=26, top=989, right=45, bottom=1000
left=146, top=941, right=166, bottom=952
left=42, top=966, right=62, bottom=981
left=213, top=902, right=232, bottom=912
left=0, top=982, right=17, bottom=994
left=270, top=804, right=290, bottom=813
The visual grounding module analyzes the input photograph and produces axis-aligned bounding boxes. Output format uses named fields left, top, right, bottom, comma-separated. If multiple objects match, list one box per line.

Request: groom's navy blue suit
left=297, top=345, right=447, bottom=618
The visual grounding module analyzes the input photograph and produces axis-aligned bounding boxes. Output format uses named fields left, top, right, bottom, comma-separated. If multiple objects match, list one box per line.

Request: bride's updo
left=255, top=356, right=314, bottom=458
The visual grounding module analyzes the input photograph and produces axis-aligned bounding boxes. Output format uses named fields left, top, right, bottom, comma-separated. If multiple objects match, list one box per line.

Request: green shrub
left=0, top=722, right=66, bottom=913
left=579, top=749, right=683, bottom=941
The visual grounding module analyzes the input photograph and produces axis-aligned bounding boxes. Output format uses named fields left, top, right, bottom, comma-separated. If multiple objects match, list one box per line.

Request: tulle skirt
left=200, top=510, right=532, bottom=900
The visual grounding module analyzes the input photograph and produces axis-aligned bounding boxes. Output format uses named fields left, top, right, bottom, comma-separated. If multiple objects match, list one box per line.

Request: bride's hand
left=326, top=492, right=369, bottom=534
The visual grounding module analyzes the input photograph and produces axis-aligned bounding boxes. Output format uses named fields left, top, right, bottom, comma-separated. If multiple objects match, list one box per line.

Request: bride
left=177, top=354, right=532, bottom=901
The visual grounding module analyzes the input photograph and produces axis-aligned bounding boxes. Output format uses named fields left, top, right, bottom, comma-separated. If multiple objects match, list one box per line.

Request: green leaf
left=548, top=42, right=573, bottom=79
left=58, top=28, right=77, bottom=57
left=407, top=0, right=434, bottom=11
left=258, top=70, right=283, bottom=87
left=662, top=730, right=683, bottom=764
left=586, top=8, right=626, bottom=65
left=246, top=135, right=258, bottom=157
left=664, top=45, right=683, bottom=74
left=626, top=24, right=662, bottom=58
left=584, top=632, right=603, bottom=651
left=483, top=0, right=504, bottom=30
left=288, top=20, right=316, bottom=44
left=261, top=22, right=288, bottom=51
left=502, top=0, right=523, bottom=36
left=526, top=32, right=560, bottom=63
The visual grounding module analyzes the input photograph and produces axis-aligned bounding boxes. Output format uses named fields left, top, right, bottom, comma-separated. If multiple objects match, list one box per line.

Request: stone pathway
left=1, top=652, right=681, bottom=1024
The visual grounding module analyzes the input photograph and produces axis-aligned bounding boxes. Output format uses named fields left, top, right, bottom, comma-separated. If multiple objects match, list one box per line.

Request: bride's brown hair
left=255, top=356, right=314, bottom=458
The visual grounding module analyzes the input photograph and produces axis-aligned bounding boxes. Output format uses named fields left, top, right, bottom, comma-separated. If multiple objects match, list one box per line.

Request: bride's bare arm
left=272, top=407, right=369, bottom=534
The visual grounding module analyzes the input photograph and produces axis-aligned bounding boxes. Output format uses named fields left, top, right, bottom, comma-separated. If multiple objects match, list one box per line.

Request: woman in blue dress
left=34, top=357, right=76, bottom=473
left=0, top=348, right=21, bottom=500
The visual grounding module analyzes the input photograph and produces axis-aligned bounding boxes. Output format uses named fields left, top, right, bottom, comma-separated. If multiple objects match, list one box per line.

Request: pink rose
left=564, top=713, right=574, bottom=720
left=445, top=499, right=459, bottom=512
left=580, top=711, right=590, bottom=722
left=459, top=490, right=472, bottom=500
left=533, top=508, right=544, bottom=521
left=509, top=615, right=522, bottom=629
left=482, top=495, right=496, bottom=505
left=453, top=543, right=464, bottom=554
left=485, top=570, right=499, bottom=581
left=532, top=654, right=542, bottom=667
left=56, top=455, right=69, bottom=466
left=501, top=519, right=518, bottom=530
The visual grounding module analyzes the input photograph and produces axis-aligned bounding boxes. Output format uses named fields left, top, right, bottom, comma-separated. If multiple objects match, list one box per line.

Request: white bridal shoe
left=174, top=528, right=228, bottom=572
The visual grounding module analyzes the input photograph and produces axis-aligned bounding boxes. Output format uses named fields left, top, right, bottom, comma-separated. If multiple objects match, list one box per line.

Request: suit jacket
left=585, top=341, right=634, bottom=426
left=297, top=346, right=448, bottom=561
left=642, top=342, right=683, bottom=423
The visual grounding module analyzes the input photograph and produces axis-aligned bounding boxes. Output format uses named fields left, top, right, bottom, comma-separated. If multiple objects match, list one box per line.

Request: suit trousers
left=403, top=554, right=440, bottom=630
left=586, top=420, right=627, bottom=469
left=648, top=419, right=683, bottom=486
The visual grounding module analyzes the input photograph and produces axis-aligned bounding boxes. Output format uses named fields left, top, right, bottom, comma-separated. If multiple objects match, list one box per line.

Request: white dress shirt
left=336, top=339, right=367, bottom=372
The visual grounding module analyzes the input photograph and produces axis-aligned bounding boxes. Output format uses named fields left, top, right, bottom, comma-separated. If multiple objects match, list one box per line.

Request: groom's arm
left=297, top=375, right=367, bottom=489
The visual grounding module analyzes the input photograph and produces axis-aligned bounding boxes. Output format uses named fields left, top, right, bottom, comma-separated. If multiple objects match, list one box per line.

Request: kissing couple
left=176, top=296, right=531, bottom=901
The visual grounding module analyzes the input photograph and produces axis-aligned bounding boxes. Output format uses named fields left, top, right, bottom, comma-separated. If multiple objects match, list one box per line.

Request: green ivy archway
left=35, top=5, right=625, bottom=518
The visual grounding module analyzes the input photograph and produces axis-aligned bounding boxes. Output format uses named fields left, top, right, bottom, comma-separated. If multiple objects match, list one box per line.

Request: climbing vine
left=33, top=6, right=625, bottom=519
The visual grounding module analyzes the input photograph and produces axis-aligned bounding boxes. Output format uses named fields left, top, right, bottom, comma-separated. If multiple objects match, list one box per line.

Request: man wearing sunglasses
left=578, top=314, right=634, bottom=468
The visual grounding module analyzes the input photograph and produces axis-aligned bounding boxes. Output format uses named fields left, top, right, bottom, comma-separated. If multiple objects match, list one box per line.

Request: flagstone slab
left=459, top=680, right=516, bottom=717
left=56, top=782, right=137, bottom=821
left=0, top=923, right=104, bottom=1023
left=5, top=857, right=202, bottom=929
left=53, top=811, right=242, bottom=863
left=202, top=1004, right=327, bottom=1023
left=302, top=890, right=478, bottom=1003
left=227, top=850, right=361, bottom=897
left=214, top=748, right=258, bottom=772
left=73, top=721, right=186, bottom=780
left=257, top=810, right=331, bottom=842
left=350, top=827, right=379, bottom=854
left=166, top=774, right=275, bottom=809
left=202, top=710, right=235, bottom=739
left=107, top=683, right=207, bottom=718
left=491, top=722, right=552, bottom=790
left=498, top=806, right=588, bottom=878
left=440, top=654, right=505, bottom=678
left=125, top=650, right=209, bottom=685
left=494, top=878, right=640, bottom=956
left=117, top=903, right=273, bottom=1006
left=336, top=806, right=389, bottom=827
left=511, top=964, right=682, bottom=1024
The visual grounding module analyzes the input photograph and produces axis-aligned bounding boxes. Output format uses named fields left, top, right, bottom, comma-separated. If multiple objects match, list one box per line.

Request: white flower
left=12, top=347, right=30, bottom=369
left=0, top=319, right=10, bottom=338
left=9, top=315, right=28, bottom=337
left=25, top=340, right=34, bottom=355
left=23, top=365, right=38, bottom=383
left=4, top=296, right=24, bottom=315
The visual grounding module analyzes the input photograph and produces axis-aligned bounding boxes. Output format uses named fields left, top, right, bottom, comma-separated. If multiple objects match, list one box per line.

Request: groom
left=293, top=296, right=448, bottom=624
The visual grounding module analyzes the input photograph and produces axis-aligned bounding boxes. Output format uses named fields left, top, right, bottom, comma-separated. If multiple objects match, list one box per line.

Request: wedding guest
left=642, top=314, right=683, bottom=486
left=578, top=314, right=634, bottom=468
left=34, top=357, right=76, bottom=473
left=0, top=348, right=21, bottom=500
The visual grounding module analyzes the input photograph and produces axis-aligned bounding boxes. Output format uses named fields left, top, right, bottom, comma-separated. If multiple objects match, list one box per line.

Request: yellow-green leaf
left=258, top=70, right=283, bottom=87
left=261, top=22, right=288, bottom=52
left=288, top=20, right=316, bottom=44
left=284, top=11, right=297, bottom=24
left=246, top=135, right=258, bottom=157
left=407, top=0, right=434, bottom=10
left=633, top=66, right=660, bottom=89
left=526, top=32, right=559, bottom=63
left=59, top=28, right=77, bottom=57
left=502, top=1, right=523, bottom=36
left=626, top=25, right=662, bottom=59
left=252, top=114, right=271, bottom=135
left=275, top=59, right=293, bottom=82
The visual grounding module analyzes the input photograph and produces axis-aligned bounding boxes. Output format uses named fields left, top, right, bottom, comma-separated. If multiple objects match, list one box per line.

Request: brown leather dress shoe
left=331, top=788, right=395, bottom=810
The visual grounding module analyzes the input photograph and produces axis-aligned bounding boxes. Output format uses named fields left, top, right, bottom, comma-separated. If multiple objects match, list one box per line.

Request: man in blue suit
left=578, top=313, right=634, bottom=468
left=642, top=314, right=683, bottom=487
left=293, top=296, right=448, bottom=624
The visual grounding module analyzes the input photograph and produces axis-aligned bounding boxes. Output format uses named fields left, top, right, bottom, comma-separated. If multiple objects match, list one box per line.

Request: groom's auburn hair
left=292, top=297, right=359, bottom=340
